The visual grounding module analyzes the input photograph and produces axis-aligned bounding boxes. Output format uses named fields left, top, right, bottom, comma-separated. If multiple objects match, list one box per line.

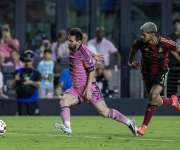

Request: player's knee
left=149, top=92, right=161, bottom=105
left=149, top=91, right=159, bottom=101
left=59, top=98, right=69, bottom=107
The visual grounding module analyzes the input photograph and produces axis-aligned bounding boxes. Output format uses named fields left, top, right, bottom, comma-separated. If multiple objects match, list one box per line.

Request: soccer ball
left=0, top=120, right=7, bottom=136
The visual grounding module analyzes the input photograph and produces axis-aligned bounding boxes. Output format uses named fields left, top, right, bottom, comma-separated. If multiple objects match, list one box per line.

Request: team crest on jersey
left=144, top=48, right=149, bottom=51
left=158, top=47, right=163, bottom=53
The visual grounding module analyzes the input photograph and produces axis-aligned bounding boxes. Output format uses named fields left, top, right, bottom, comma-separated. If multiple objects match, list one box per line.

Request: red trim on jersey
left=160, top=37, right=177, bottom=51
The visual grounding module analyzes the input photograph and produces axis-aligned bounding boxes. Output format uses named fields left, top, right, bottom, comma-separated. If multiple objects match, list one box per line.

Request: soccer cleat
left=137, top=124, right=147, bottom=136
left=171, top=95, right=180, bottom=111
left=54, top=123, right=72, bottom=135
left=128, top=119, right=138, bottom=136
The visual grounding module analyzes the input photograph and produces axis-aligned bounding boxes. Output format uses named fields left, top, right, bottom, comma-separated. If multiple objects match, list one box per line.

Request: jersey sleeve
left=81, top=48, right=95, bottom=72
left=161, top=37, right=177, bottom=51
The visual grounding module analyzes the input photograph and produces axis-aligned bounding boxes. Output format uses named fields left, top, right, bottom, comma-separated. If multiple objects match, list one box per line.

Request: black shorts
left=143, top=70, right=169, bottom=93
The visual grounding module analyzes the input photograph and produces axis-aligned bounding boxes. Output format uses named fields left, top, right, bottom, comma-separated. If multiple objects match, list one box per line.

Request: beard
left=68, top=45, right=76, bottom=51
left=140, top=37, right=149, bottom=43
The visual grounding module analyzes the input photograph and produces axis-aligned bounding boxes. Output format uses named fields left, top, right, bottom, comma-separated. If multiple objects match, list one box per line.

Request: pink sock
left=61, top=106, right=70, bottom=128
left=108, top=109, right=131, bottom=126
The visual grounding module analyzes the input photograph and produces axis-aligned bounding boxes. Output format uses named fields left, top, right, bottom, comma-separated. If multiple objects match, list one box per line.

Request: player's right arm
left=128, top=40, right=141, bottom=69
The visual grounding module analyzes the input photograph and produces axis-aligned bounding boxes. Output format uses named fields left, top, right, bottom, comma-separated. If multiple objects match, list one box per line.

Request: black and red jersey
left=132, top=36, right=177, bottom=76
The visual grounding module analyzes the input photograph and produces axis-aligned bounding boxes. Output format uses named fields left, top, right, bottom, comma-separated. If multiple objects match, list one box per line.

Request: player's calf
left=108, top=109, right=138, bottom=136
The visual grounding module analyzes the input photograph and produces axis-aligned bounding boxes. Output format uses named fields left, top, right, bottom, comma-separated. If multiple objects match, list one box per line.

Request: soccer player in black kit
left=128, top=22, right=180, bottom=136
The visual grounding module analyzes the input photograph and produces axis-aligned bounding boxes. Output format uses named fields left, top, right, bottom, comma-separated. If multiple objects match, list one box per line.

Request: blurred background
left=0, top=0, right=180, bottom=115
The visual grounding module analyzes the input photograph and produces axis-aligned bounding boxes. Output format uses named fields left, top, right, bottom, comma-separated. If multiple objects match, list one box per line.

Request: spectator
left=169, top=18, right=180, bottom=66
left=6, top=50, right=24, bottom=70
left=88, top=27, right=120, bottom=94
left=37, top=49, right=54, bottom=98
left=54, top=83, right=63, bottom=98
left=0, top=24, right=19, bottom=61
left=95, top=63, right=112, bottom=97
left=167, top=19, right=180, bottom=96
left=54, top=68, right=72, bottom=98
left=13, top=50, right=41, bottom=115
left=30, top=30, right=44, bottom=49
left=59, top=68, right=72, bottom=91
left=82, top=32, right=88, bottom=45
left=83, top=32, right=97, bottom=55
left=0, top=67, right=8, bottom=98
left=38, top=34, right=51, bottom=58
left=51, top=30, right=69, bottom=61
left=0, top=52, right=5, bottom=65
left=88, top=26, right=120, bottom=67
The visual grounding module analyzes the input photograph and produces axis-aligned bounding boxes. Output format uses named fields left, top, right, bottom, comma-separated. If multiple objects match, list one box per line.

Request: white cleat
left=54, top=123, right=72, bottom=135
left=128, top=119, right=138, bottom=136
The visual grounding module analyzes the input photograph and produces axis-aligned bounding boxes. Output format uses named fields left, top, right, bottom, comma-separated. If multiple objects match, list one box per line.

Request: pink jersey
left=69, top=44, right=95, bottom=88
left=0, top=39, right=19, bottom=58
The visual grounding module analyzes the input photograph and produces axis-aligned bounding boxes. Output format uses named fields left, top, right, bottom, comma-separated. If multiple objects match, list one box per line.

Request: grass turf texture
left=0, top=116, right=180, bottom=150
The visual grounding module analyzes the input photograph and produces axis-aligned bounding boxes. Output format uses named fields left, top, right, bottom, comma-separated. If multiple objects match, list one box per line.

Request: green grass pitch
left=0, top=116, right=180, bottom=150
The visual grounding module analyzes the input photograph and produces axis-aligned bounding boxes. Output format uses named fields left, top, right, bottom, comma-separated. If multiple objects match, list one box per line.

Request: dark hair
left=44, top=49, right=52, bottom=54
left=42, top=34, right=48, bottom=40
left=173, top=18, right=180, bottom=25
left=57, top=30, right=66, bottom=38
left=68, top=28, right=83, bottom=41
left=1, top=24, right=10, bottom=32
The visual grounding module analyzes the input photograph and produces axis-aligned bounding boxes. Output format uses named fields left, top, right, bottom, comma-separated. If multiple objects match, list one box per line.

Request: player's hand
left=83, top=87, right=92, bottom=101
left=128, top=61, right=141, bottom=70
left=94, top=53, right=104, bottom=63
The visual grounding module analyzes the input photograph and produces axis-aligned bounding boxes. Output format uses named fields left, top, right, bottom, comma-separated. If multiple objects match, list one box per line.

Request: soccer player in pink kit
left=55, top=28, right=138, bottom=136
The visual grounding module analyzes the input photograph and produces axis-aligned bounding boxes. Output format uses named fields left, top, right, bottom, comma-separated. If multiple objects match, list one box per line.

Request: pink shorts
left=65, top=82, right=103, bottom=104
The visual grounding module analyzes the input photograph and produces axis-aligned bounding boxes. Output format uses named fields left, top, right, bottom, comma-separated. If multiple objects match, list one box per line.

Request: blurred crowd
left=0, top=18, right=180, bottom=115
left=0, top=24, right=121, bottom=102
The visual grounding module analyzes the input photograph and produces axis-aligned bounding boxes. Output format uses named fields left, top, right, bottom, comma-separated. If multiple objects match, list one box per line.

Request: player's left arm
left=82, top=49, right=95, bottom=100
left=84, top=70, right=95, bottom=100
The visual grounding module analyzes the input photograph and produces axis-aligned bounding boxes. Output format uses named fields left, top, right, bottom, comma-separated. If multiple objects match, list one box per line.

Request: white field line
left=7, top=132, right=176, bottom=142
